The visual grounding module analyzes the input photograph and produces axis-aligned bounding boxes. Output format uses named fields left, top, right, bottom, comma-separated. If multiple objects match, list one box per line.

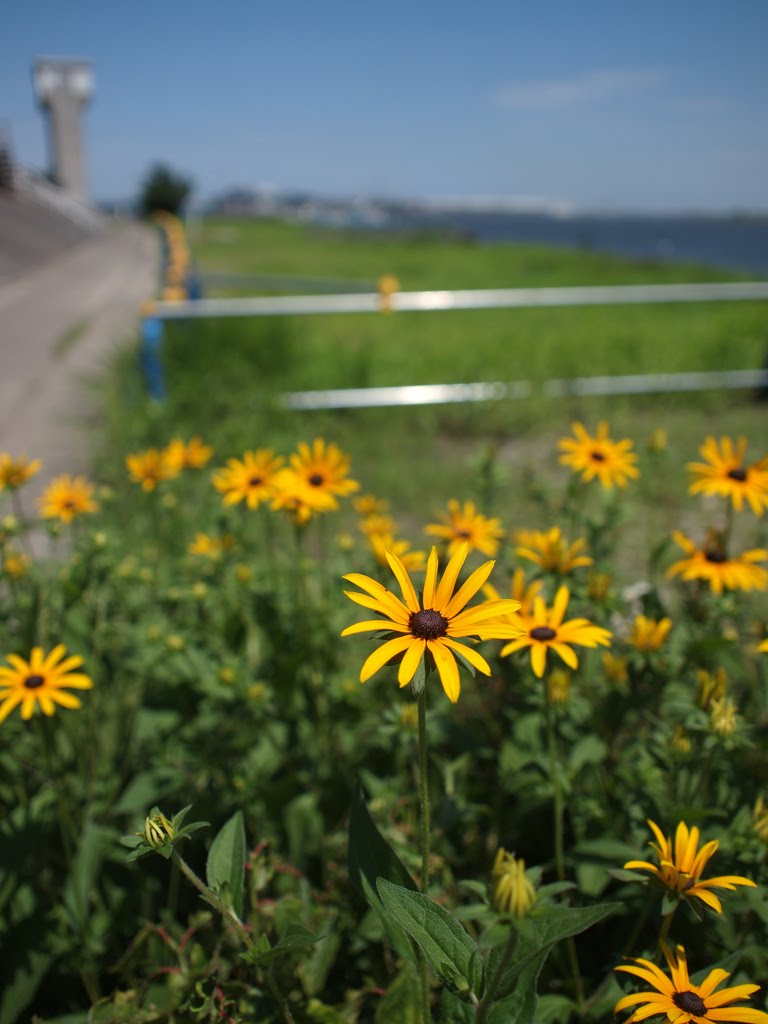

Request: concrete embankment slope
left=0, top=221, right=157, bottom=501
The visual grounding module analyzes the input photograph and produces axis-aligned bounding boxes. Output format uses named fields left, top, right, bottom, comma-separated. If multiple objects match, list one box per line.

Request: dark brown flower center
left=308, top=473, right=325, bottom=487
left=409, top=609, right=449, bottom=640
left=24, top=674, right=45, bottom=689
left=531, top=626, right=557, bottom=641
left=727, top=467, right=747, bottom=482
left=673, top=991, right=706, bottom=1016
left=456, top=529, right=471, bottom=538
left=705, top=550, right=727, bottom=564
left=248, top=476, right=263, bottom=487
left=590, top=450, right=606, bottom=462
left=63, top=500, right=76, bottom=510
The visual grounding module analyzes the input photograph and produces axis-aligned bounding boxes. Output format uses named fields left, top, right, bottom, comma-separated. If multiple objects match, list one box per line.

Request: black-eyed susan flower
left=353, top=493, right=389, bottom=517
left=368, top=533, right=426, bottom=574
left=425, top=499, right=504, bottom=557
left=614, top=943, right=768, bottom=1024
left=288, top=438, right=359, bottom=504
left=164, top=436, right=214, bottom=472
left=188, top=532, right=225, bottom=558
left=359, top=513, right=398, bottom=538
left=558, top=421, right=639, bottom=489
left=39, top=475, right=99, bottom=522
left=271, top=468, right=337, bottom=524
left=499, top=585, right=611, bottom=678
left=628, top=615, right=672, bottom=652
left=666, top=531, right=768, bottom=594
left=2, top=548, right=30, bottom=579
left=757, top=637, right=768, bottom=654
left=0, top=453, right=42, bottom=490
left=492, top=849, right=536, bottom=917
left=212, top=449, right=283, bottom=509
left=341, top=542, right=522, bottom=703
left=126, top=449, right=177, bottom=492
left=514, top=526, right=593, bottom=575
left=687, top=435, right=768, bottom=516
left=0, top=645, right=93, bottom=723
left=697, top=667, right=727, bottom=709
left=624, top=819, right=755, bottom=913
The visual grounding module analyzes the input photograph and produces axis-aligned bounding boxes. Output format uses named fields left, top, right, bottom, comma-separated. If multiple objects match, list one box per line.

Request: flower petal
left=359, top=635, right=415, bottom=683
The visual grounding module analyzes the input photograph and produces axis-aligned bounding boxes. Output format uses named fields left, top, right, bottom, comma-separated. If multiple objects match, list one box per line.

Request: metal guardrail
left=140, top=280, right=768, bottom=402
left=152, top=280, right=768, bottom=320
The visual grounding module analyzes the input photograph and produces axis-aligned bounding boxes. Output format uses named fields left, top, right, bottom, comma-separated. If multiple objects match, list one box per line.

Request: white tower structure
left=33, top=58, right=93, bottom=199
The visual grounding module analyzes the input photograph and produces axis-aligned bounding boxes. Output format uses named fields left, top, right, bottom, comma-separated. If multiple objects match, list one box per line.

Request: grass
left=98, top=217, right=768, bottom=573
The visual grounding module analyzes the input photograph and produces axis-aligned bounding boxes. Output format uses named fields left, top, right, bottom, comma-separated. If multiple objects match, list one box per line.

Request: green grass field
left=100, top=218, right=768, bottom=562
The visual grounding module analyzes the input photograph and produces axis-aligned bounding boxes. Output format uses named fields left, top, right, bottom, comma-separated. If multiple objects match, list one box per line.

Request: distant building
left=32, top=58, right=93, bottom=199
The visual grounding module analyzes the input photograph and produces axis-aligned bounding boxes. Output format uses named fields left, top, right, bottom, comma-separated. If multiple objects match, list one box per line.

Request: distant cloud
left=492, top=68, right=666, bottom=110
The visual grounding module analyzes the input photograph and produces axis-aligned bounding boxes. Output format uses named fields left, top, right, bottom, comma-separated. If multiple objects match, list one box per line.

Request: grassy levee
left=100, top=217, right=768, bottom=566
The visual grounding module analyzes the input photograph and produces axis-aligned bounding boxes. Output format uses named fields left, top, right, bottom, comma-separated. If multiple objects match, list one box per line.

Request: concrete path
left=0, top=221, right=157, bottom=508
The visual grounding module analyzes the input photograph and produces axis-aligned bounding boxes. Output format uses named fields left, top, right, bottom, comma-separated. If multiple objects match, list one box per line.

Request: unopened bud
left=141, top=812, right=174, bottom=848
left=492, top=849, right=536, bottom=918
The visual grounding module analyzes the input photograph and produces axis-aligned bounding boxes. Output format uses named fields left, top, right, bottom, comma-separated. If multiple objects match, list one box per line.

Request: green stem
left=35, top=716, right=76, bottom=865
left=543, top=690, right=586, bottom=1012
left=658, top=907, right=676, bottom=948
left=417, top=686, right=432, bottom=1023
left=476, top=929, right=517, bottom=1024
left=170, top=849, right=296, bottom=1023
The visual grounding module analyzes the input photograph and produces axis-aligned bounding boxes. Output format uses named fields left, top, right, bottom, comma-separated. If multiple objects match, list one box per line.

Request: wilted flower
left=696, top=667, right=727, bottom=709
left=669, top=726, right=692, bottom=755
left=547, top=669, right=571, bottom=704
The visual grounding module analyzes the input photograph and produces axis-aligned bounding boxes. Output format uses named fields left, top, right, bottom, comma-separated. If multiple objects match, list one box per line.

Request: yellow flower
left=558, top=421, right=639, bottom=489
left=624, top=819, right=755, bottom=913
left=666, top=531, right=768, bottom=594
left=341, top=543, right=522, bottom=703
left=500, top=585, right=612, bottom=678
left=710, top=696, right=737, bottom=736
left=425, top=499, right=505, bottom=557
left=0, top=454, right=42, bottom=490
left=188, top=532, right=224, bottom=558
left=757, top=637, right=768, bottom=654
left=687, top=435, right=768, bottom=515
left=628, top=615, right=672, bottom=652
left=0, top=645, right=93, bottom=723
left=271, top=468, right=338, bottom=524
left=289, top=438, right=359, bottom=503
left=212, top=449, right=283, bottom=509
left=353, top=493, right=389, bottom=517
left=39, top=475, right=99, bottom=522
left=492, top=849, right=536, bottom=917
left=2, top=548, right=30, bottom=579
left=164, top=436, right=214, bottom=472
left=547, top=669, right=571, bottom=704
left=614, top=943, right=768, bottom=1024
left=359, top=513, right=398, bottom=537
left=697, top=667, right=727, bottom=709
left=602, top=651, right=629, bottom=684
left=126, top=449, right=177, bottom=491
left=514, top=526, right=593, bottom=575
left=369, top=533, right=426, bottom=574
left=484, top=567, right=542, bottom=618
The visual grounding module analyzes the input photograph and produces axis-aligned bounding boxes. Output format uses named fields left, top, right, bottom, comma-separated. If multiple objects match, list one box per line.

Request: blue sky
left=2, top=0, right=767, bottom=210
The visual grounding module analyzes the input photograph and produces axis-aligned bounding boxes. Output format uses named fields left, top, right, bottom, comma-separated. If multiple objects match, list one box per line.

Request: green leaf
left=206, top=810, right=246, bottom=918
left=285, top=792, right=324, bottom=869
left=244, top=923, right=320, bottom=967
left=348, top=784, right=417, bottom=960
left=487, top=947, right=549, bottom=1024
left=439, top=989, right=475, bottom=1023
left=375, top=962, right=422, bottom=1024
left=489, top=903, right=620, bottom=1001
left=62, top=821, right=107, bottom=934
left=377, top=879, right=483, bottom=996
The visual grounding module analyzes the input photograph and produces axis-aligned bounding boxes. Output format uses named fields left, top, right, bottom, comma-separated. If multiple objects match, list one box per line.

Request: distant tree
left=137, top=163, right=192, bottom=217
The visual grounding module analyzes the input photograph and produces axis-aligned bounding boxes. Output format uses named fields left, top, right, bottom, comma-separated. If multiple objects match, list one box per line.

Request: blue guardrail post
left=140, top=315, right=167, bottom=399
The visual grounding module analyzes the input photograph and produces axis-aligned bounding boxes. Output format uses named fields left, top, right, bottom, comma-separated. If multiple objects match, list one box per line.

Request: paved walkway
left=0, top=221, right=157, bottom=507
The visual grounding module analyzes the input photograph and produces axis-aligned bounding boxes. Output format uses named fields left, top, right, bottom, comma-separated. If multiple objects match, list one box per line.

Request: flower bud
left=142, top=812, right=174, bottom=848
left=492, top=849, right=536, bottom=918
left=547, top=670, right=571, bottom=705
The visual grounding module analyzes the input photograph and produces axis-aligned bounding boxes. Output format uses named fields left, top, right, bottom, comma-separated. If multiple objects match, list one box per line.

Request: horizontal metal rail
left=282, top=369, right=768, bottom=410
left=152, top=280, right=768, bottom=320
